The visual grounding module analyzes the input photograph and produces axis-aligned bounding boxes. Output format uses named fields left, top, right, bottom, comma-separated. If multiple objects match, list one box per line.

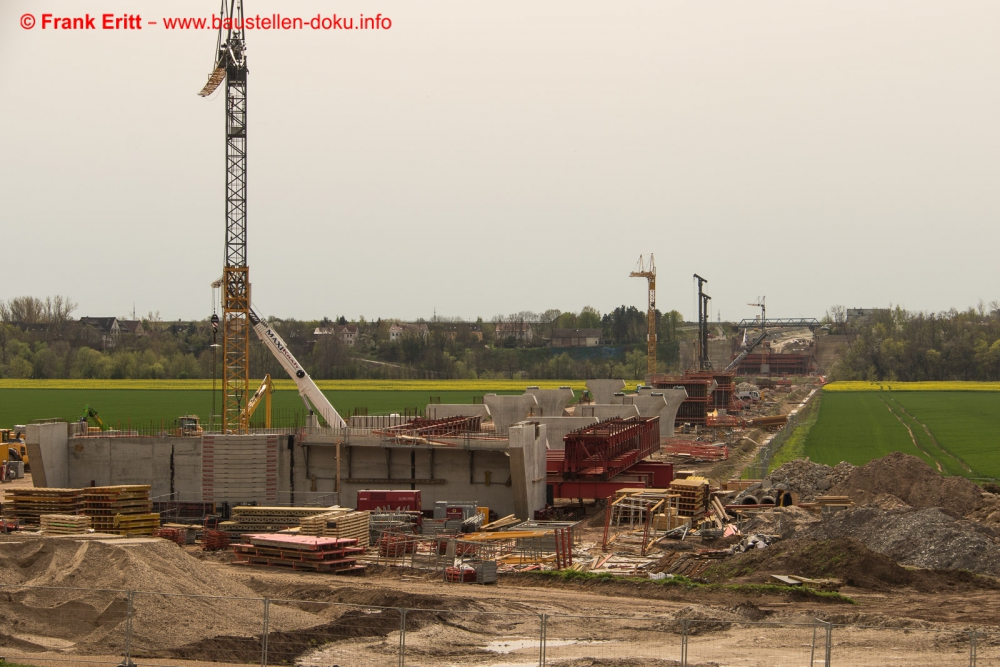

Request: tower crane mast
left=201, top=1, right=250, bottom=433
left=629, top=255, right=657, bottom=377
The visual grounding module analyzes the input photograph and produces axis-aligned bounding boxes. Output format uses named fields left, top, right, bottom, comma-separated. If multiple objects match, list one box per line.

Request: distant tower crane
left=630, top=255, right=657, bottom=377
left=693, top=274, right=711, bottom=370
left=200, top=0, right=250, bottom=433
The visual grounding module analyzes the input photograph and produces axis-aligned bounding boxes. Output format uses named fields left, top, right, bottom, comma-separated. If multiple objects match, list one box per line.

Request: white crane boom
left=248, top=309, right=347, bottom=428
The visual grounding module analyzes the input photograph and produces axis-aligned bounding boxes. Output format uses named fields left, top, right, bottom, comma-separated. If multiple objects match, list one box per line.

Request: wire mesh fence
left=0, top=584, right=995, bottom=666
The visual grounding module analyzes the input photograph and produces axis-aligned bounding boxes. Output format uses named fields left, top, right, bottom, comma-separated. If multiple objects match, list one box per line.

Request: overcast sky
left=2, top=1, right=997, bottom=324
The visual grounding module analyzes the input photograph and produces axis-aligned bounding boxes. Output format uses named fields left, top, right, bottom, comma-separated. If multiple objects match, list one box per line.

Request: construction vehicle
left=725, top=298, right=768, bottom=372
left=1, top=427, right=28, bottom=470
left=174, top=415, right=204, bottom=437
left=249, top=310, right=347, bottom=428
left=82, top=405, right=110, bottom=433
left=240, top=374, right=273, bottom=428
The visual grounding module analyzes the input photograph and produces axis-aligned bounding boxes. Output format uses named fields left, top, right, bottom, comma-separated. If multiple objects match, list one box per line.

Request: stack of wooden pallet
left=220, top=506, right=334, bottom=534
left=299, top=509, right=370, bottom=548
left=40, top=514, right=91, bottom=535
left=232, top=534, right=366, bottom=573
left=82, top=486, right=159, bottom=536
left=669, top=477, right=710, bottom=517
left=9, top=488, right=82, bottom=525
left=798, top=496, right=854, bottom=514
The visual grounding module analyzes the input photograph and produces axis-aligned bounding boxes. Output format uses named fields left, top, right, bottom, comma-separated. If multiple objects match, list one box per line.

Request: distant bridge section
left=733, top=318, right=822, bottom=331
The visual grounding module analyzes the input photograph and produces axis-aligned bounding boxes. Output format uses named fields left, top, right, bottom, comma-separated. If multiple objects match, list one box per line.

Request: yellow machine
left=1, top=427, right=29, bottom=469
left=173, top=415, right=204, bottom=437
left=240, top=375, right=273, bottom=429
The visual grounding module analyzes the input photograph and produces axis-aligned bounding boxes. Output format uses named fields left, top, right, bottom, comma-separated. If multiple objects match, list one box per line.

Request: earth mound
left=831, top=452, right=983, bottom=515
left=703, top=537, right=912, bottom=590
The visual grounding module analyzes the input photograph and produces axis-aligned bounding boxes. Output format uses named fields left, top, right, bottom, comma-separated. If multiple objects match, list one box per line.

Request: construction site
left=2, top=3, right=998, bottom=667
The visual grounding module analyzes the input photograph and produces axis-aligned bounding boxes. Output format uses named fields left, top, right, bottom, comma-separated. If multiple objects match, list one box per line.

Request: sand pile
left=809, top=507, right=1000, bottom=576
left=0, top=537, right=318, bottom=655
left=830, top=452, right=983, bottom=515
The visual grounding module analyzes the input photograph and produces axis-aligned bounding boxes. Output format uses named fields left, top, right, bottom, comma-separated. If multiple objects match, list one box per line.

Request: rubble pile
left=809, top=506, right=1000, bottom=576
left=830, top=452, right=983, bottom=515
left=765, top=459, right=856, bottom=502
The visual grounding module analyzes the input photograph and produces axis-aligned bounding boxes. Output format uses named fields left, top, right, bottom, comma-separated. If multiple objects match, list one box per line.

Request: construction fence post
left=118, top=590, right=135, bottom=667
left=809, top=618, right=818, bottom=667
left=824, top=622, right=832, bottom=667
left=398, top=607, right=407, bottom=667
left=538, top=613, right=547, bottom=666
left=680, top=619, right=688, bottom=667
left=970, top=630, right=977, bottom=667
left=261, top=598, right=270, bottom=667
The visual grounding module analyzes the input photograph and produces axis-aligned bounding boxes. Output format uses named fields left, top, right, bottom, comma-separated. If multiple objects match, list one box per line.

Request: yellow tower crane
left=629, top=254, right=657, bottom=377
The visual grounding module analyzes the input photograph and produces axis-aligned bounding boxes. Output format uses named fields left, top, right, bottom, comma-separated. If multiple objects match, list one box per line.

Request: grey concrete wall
left=508, top=422, right=547, bottom=520
left=67, top=438, right=171, bottom=497
left=294, top=438, right=518, bottom=515
left=25, top=423, right=69, bottom=488
left=172, top=438, right=204, bottom=501
left=483, top=394, right=538, bottom=434
left=524, top=387, right=574, bottom=417
left=423, top=404, right=490, bottom=420
left=658, top=388, right=688, bottom=437
left=586, top=379, right=625, bottom=404
left=527, top=417, right=598, bottom=450
left=573, top=404, right=641, bottom=421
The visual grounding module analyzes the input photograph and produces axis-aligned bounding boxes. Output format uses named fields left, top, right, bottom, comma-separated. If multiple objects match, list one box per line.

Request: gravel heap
left=763, top=459, right=856, bottom=502
left=809, top=506, right=1000, bottom=576
left=830, top=452, right=983, bottom=516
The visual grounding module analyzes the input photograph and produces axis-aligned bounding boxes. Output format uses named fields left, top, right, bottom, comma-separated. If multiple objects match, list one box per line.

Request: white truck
left=249, top=308, right=347, bottom=429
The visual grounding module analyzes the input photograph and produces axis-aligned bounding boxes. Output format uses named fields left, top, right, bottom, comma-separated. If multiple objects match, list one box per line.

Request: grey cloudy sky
left=1, top=1, right=997, bottom=324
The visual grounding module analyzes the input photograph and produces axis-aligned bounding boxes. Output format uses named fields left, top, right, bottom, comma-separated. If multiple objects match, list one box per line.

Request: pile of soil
left=703, top=537, right=913, bottom=590
left=764, top=459, right=856, bottom=502
left=705, top=535, right=1000, bottom=591
left=830, top=452, right=983, bottom=515
left=810, top=506, right=1000, bottom=576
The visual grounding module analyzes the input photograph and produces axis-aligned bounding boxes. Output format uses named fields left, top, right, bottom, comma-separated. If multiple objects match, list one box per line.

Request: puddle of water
left=485, top=638, right=613, bottom=654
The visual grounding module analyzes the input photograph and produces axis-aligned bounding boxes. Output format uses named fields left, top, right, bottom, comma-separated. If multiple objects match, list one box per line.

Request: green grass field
left=0, top=388, right=525, bottom=430
left=802, top=390, right=1000, bottom=479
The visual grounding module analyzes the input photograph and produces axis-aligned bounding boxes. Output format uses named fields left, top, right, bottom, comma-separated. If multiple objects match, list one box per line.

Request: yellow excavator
left=240, top=374, right=273, bottom=428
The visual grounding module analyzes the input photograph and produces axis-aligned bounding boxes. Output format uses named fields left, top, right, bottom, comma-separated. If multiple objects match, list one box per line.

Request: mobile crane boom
left=248, top=309, right=347, bottom=428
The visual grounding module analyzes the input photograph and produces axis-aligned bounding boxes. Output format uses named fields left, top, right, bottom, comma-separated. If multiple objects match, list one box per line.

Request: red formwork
left=550, top=417, right=660, bottom=481
left=731, top=353, right=814, bottom=376
left=685, top=370, right=737, bottom=410
left=546, top=462, right=674, bottom=499
left=650, top=375, right=713, bottom=426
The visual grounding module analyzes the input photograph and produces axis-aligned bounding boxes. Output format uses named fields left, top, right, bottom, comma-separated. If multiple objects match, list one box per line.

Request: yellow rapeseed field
left=0, top=378, right=598, bottom=392
left=824, top=381, right=1000, bottom=392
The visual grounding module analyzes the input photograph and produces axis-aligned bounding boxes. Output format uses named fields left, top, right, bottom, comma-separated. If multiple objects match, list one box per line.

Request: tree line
left=0, top=296, right=688, bottom=380
left=829, top=302, right=1000, bottom=381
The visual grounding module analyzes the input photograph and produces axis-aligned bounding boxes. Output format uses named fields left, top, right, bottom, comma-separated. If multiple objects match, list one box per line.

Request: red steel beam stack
left=554, top=416, right=660, bottom=481
left=233, top=534, right=366, bottom=574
